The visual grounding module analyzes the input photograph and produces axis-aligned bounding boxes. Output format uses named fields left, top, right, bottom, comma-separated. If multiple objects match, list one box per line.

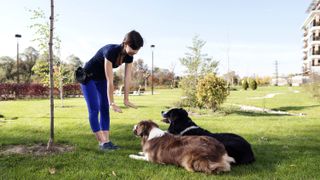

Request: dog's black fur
left=162, top=108, right=255, bottom=165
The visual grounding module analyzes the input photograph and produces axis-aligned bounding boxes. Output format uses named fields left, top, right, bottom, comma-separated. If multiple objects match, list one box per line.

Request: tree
left=169, top=62, right=176, bottom=88
left=65, top=54, right=82, bottom=83
left=241, top=79, right=249, bottom=90
left=222, top=71, right=240, bottom=86
left=0, top=56, right=16, bottom=82
left=249, top=78, right=258, bottom=90
left=21, top=47, right=39, bottom=82
left=179, top=35, right=219, bottom=107
left=28, top=8, right=61, bottom=58
left=66, top=54, right=82, bottom=68
left=29, top=6, right=67, bottom=109
left=48, top=0, right=55, bottom=150
left=32, top=59, right=50, bottom=85
left=255, top=76, right=271, bottom=86
left=132, top=59, right=149, bottom=89
left=28, top=7, right=61, bottom=85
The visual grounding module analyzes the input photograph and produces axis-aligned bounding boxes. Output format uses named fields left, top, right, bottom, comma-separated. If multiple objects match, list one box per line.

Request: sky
left=0, top=0, right=312, bottom=77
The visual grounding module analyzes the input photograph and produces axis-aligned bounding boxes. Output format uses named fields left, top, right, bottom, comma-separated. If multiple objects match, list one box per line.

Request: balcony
left=312, top=50, right=320, bottom=55
left=313, top=36, right=320, bottom=40
left=313, top=21, right=320, bottom=26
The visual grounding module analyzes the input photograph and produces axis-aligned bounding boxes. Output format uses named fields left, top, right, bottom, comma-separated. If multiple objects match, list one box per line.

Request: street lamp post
left=15, top=34, right=22, bottom=83
left=150, top=45, right=155, bottom=95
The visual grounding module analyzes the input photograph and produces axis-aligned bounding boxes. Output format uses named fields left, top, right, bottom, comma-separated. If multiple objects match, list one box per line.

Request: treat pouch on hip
left=74, top=67, right=92, bottom=84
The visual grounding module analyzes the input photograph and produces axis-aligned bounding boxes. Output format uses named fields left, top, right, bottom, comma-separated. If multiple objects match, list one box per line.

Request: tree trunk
left=59, top=65, right=64, bottom=107
left=47, top=0, right=55, bottom=150
left=60, top=76, right=64, bottom=107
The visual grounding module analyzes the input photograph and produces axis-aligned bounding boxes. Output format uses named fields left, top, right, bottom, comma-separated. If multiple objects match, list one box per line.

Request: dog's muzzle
left=133, top=125, right=138, bottom=136
left=161, top=111, right=171, bottom=123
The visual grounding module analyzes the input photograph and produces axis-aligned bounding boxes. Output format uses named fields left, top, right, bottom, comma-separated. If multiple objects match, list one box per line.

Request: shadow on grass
left=0, top=116, right=19, bottom=121
left=229, top=143, right=320, bottom=176
left=55, top=105, right=79, bottom=108
left=271, top=104, right=320, bottom=111
left=117, top=105, right=149, bottom=109
left=2, top=116, right=87, bottom=120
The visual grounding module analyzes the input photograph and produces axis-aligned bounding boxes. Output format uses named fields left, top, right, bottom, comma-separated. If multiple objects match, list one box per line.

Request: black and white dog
left=162, top=108, right=255, bottom=165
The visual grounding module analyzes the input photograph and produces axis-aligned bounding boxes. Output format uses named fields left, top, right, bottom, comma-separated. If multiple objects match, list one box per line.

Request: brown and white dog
left=129, top=120, right=234, bottom=174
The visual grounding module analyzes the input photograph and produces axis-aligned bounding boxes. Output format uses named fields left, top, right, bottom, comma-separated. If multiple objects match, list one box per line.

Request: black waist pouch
left=74, top=67, right=93, bottom=84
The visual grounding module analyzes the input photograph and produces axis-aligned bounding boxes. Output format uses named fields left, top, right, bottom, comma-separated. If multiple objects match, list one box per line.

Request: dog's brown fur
left=133, top=120, right=234, bottom=173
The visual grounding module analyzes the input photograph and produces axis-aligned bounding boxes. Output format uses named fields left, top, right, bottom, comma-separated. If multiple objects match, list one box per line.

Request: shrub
left=241, top=79, right=249, bottom=90
left=304, top=73, right=320, bottom=101
left=63, top=83, right=82, bottom=97
left=196, top=73, right=229, bottom=111
left=249, top=79, right=258, bottom=90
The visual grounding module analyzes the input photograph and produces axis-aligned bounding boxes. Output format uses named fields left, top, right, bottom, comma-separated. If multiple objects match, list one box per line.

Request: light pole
left=15, top=34, right=22, bottom=83
left=150, top=44, right=155, bottom=95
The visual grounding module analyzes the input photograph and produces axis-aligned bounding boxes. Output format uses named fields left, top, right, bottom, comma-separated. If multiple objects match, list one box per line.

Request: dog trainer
left=80, top=30, right=143, bottom=150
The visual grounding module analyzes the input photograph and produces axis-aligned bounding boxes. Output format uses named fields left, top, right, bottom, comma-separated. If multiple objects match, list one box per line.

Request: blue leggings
left=81, top=80, right=110, bottom=132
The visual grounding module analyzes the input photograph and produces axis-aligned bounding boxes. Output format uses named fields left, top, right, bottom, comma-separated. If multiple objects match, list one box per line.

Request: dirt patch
left=0, top=143, right=74, bottom=156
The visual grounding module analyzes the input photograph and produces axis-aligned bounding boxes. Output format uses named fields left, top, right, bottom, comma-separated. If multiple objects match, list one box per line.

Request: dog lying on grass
left=129, top=120, right=234, bottom=174
left=161, top=108, right=255, bottom=165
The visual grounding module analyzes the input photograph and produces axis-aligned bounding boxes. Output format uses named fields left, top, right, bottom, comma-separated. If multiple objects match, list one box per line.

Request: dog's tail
left=210, top=154, right=235, bottom=173
left=191, top=153, right=235, bottom=174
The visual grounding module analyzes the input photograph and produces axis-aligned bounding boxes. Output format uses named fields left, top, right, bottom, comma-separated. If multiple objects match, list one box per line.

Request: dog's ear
left=179, top=108, right=188, bottom=117
left=135, top=123, right=146, bottom=137
left=135, top=120, right=158, bottom=137
left=148, top=120, right=159, bottom=128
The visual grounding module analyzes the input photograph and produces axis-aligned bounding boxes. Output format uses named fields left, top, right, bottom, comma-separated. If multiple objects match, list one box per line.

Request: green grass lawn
left=1, top=86, right=319, bottom=179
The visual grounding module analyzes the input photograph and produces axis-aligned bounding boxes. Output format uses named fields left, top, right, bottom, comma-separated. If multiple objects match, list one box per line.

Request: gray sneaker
left=99, top=141, right=119, bottom=150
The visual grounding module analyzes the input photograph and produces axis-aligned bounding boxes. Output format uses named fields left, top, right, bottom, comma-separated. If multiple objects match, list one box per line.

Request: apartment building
left=302, top=0, right=320, bottom=75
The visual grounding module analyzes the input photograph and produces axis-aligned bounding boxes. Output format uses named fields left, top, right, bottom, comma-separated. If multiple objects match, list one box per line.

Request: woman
left=81, top=30, right=143, bottom=150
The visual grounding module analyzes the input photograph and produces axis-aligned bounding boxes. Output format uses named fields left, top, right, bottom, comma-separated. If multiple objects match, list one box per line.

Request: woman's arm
left=124, top=63, right=131, bottom=102
left=124, top=63, right=137, bottom=108
left=105, top=59, right=122, bottom=113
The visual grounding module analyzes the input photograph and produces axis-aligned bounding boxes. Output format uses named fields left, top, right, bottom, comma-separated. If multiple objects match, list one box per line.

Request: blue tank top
left=84, top=44, right=133, bottom=80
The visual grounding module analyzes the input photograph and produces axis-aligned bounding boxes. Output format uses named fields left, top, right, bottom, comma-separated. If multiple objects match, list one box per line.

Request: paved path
left=233, top=104, right=305, bottom=116
left=250, top=93, right=283, bottom=100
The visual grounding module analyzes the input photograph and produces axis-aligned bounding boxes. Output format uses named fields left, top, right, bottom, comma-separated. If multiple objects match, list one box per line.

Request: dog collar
left=180, top=126, right=199, bottom=135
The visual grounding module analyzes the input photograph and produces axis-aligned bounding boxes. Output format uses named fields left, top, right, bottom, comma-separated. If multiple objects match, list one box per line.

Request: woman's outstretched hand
left=124, top=100, right=137, bottom=109
left=111, top=103, right=123, bottom=113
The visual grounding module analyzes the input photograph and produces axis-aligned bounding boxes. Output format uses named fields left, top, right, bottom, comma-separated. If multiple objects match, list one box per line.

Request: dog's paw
left=129, top=154, right=149, bottom=161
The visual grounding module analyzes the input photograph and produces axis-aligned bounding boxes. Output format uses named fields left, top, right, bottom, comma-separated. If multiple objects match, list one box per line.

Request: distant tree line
left=0, top=46, right=179, bottom=99
left=0, top=46, right=82, bottom=84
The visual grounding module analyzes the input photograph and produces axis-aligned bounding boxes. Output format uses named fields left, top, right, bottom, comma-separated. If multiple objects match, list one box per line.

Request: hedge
left=0, top=83, right=82, bottom=100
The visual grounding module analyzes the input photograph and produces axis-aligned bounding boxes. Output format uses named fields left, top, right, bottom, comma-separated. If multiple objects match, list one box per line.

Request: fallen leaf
left=112, top=171, right=116, bottom=176
left=49, top=167, right=56, bottom=175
